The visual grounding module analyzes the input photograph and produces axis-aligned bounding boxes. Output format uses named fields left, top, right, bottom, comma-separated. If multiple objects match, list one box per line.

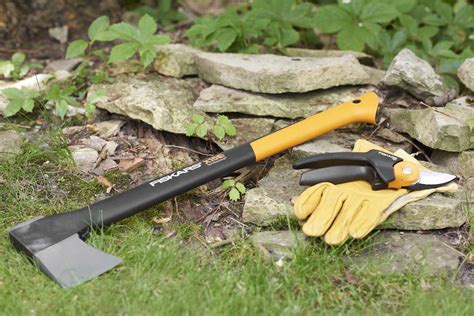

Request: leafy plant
left=186, top=114, right=237, bottom=140
left=84, top=89, right=107, bottom=118
left=135, top=0, right=186, bottom=28
left=2, top=88, right=40, bottom=117
left=314, top=0, right=399, bottom=51
left=66, top=15, right=171, bottom=68
left=221, top=179, right=246, bottom=202
left=185, top=0, right=316, bottom=53
left=0, top=52, right=42, bottom=80
left=45, top=84, right=79, bottom=119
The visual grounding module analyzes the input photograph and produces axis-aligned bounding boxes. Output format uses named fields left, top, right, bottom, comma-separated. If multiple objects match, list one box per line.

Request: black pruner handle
left=293, top=150, right=402, bottom=184
left=299, top=165, right=388, bottom=190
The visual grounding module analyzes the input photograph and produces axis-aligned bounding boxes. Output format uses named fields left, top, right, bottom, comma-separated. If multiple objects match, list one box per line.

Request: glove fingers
left=324, top=196, right=364, bottom=245
left=349, top=200, right=382, bottom=239
left=294, top=183, right=329, bottom=220
left=302, top=189, right=347, bottom=237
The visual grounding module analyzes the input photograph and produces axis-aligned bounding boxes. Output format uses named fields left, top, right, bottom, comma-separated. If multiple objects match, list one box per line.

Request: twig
left=164, top=144, right=212, bottom=156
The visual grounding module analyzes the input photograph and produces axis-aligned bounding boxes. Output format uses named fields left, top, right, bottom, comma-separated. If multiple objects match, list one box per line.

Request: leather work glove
left=293, top=140, right=458, bottom=245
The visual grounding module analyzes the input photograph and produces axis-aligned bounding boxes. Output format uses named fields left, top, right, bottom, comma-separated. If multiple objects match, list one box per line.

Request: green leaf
left=192, top=114, right=205, bottom=124
left=139, top=47, right=156, bottom=68
left=22, top=98, right=35, bottom=112
left=336, top=26, right=368, bottom=51
left=235, top=182, right=246, bottom=194
left=399, top=14, right=418, bottom=34
left=221, top=179, right=235, bottom=189
left=361, top=3, right=398, bottom=24
left=213, top=28, right=237, bottom=52
left=66, top=40, right=88, bottom=59
left=85, top=102, right=96, bottom=118
left=2, top=87, right=24, bottom=99
left=94, top=30, right=119, bottom=41
left=391, top=0, right=417, bottom=14
left=185, top=123, right=198, bottom=136
left=4, top=100, right=23, bottom=117
left=314, top=5, right=351, bottom=33
left=195, top=123, right=208, bottom=138
left=228, top=187, right=240, bottom=202
left=55, top=99, right=69, bottom=119
left=418, top=26, right=439, bottom=39
left=18, top=65, right=29, bottom=78
left=88, top=16, right=110, bottom=41
left=138, top=14, right=158, bottom=38
left=11, top=52, right=25, bottom=65
left=223, top=123, right=236, bottom=137
left=212, top=125, right=225, bottom=140
left=217, top=115, right=231, bottom=125
left=0, top=61, right=14, bottom=78
left=108, top=42, right=139, bottom=63
left=148, top=34, right=171, bottom=46
left=110, top=22, right=140, bottom=41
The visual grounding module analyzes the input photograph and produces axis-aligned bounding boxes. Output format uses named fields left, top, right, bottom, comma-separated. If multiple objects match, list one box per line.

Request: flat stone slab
left=194, top=85, right=368, bottom=119
left=349, top=232, right=461, bottom=276
left=194, top=52, right=372, bottom=93
left=69, top=145, right=99, bottom=173
left=431, top=150, right=474, bottom=179
left=458, top=58, right=474, bottom=92
left=380, top=190, right=468, bottom=230
left=88, top=74, right=205, bottom=136
left=382, top=48, right=455, bottom=106
left=389, top=97, right=474, bottom=152
left=154, top=44, right=200, bottom=78
left=0, top=130, right=23, bottom=160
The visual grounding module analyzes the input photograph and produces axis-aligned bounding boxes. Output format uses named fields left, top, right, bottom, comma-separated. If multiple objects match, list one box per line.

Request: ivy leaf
left=212, top=125, right=225, bottom=140
left=88, top=16, right=110, bottom=41
left=66, top=40, right=88, bottom=59
left=221, top=179, right=235, bottom=189
left=11, top=52, right=25, bottom=65
left=228, top=187, right=240, bottom=202
left=314, top=5, right=351, bottom=33
left=213, top=28, right=237, bottom=52
left=138, top=14, right=158, bottom=39
left=185, top=123, right=198, bottom=136
left=337, top=26, right=368, bottom=51
left=235, top=182, right=246, bottom=194
left=361, top=3, right=398, bottom=24
left=108, top=42, right=139, bottom=63
left=195, top=123, right=208, bottom=138
left=192, top=114, right=205, bottom=124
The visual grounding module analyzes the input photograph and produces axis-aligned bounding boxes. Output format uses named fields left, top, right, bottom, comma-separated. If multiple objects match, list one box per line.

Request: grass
left=0, top=140, right=473, bottom=315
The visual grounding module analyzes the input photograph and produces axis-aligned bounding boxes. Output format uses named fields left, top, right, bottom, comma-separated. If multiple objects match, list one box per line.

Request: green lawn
left=1, top=139, right=473, bottom=315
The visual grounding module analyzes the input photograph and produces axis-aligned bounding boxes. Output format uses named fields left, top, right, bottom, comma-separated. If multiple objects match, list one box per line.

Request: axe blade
left=9, top=217, right=122, bottom=288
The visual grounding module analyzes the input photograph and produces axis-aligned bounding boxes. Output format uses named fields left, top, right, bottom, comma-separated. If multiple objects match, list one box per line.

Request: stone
left=45, top=58, right=82, bottom=72
left=48, top=25, right=68, bottom=43
left=349, top=231, right=461, bottom=276
left=284, top=47, right=373, bottom=64
left=81, top=135, right=107, bottom=152
left=95, top=120, right=124, bottom=138
left=458, top=58, right=474, bottom=91
left=242, top=156, right=304, bottom=226
left=0, top=130, right=23, bottom=160
left=382, top=49, right=455, bottom=106
left=119, top=157, right=145, bottom=172
left=194, top=52, right=372, bottom=93
left=362, top=66, right=386, bottom=86
left=0, top=74, right=52, bottom=115
left=89, top=75, right=206, bottom=136
left=253, top=230, right=308, bottom=260
left=69, top=145, right=99, bottom=172
left=214, top=117, right=275, bottom=150
left=193, top=84, right=368, bottom=119
left=93, top=158, right=118, bottom=175
left=388, top=97, right=474, bottom=152
left=431, top=150, right=474, bottom=179
left=379, top=190, right=468, bottom=230
left=154, top=44, right=200, bottom=78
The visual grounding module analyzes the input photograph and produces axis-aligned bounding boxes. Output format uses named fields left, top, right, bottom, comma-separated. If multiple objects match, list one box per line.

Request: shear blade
left=407, top=170, right=456, bottom=190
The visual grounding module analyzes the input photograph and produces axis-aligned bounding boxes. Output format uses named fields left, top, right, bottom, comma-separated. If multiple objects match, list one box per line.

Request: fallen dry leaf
left=119, top=157, right=145, bottom=172
left=152, top=216, right=172, bottom=225
left=96, top=176, right=113, bottom=188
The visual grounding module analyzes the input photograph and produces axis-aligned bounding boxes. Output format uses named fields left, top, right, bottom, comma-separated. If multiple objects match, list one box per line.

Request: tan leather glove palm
left=294, top=140, right=457, bottom=245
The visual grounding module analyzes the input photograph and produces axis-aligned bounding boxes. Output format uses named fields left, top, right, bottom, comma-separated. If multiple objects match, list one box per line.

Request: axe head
left=9, top=215, right=122, bottom=288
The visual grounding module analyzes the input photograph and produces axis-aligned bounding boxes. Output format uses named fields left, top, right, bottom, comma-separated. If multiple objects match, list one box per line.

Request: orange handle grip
left=250, top=92, right=379, bottom=161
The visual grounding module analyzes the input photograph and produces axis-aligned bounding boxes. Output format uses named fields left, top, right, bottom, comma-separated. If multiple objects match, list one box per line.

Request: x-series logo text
left=149, top=153, right=227, bottom=186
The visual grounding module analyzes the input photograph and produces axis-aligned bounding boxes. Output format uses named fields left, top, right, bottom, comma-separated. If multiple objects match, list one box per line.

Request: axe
left=9, top=92, right=380, bottom=288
